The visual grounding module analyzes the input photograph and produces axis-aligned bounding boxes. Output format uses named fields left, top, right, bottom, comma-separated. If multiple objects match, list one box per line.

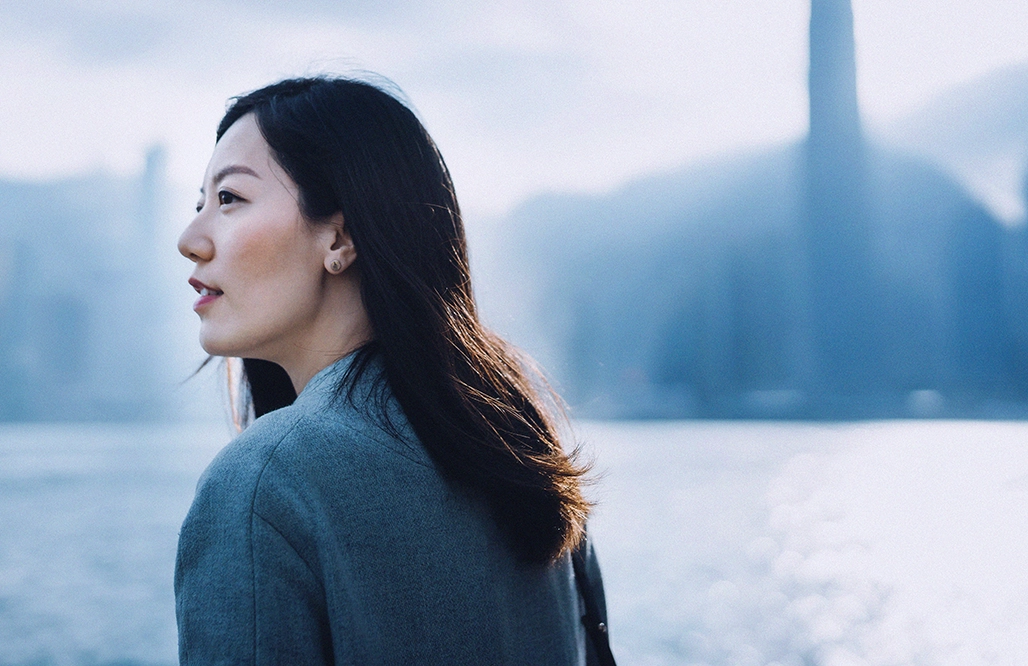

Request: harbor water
left=2, top=420, right=1028, bottom=665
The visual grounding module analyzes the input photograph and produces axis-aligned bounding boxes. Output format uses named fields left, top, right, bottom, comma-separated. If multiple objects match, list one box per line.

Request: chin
left=198, top=327, right=241, bottom=359
left=198, top=339, right=230, bottom=358
left=199, top=325, right=274, bottom=362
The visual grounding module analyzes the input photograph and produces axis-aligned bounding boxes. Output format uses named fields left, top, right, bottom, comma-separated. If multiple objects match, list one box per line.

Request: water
left=3, top=421, right=1028, bottom=665
left=0, top=423, right=227, bottom=666
left=583, top=420, right=1028, bottom=665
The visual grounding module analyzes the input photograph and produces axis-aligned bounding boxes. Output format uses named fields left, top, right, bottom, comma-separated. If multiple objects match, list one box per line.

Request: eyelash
left=196, top=190, right=242, bottom=213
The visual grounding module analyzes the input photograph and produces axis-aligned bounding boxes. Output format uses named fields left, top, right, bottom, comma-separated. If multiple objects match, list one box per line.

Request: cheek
left=234, top=224, right=300, bottom=280
left=226, top=220, right=324, bottom=315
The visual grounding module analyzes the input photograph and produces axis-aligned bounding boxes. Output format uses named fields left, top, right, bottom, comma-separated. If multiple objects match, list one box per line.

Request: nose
left=178, top=214, right=214, bottom=263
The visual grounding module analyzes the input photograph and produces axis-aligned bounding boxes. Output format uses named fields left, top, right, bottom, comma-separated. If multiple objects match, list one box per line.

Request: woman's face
left=177, top=113, right=335, bottom=364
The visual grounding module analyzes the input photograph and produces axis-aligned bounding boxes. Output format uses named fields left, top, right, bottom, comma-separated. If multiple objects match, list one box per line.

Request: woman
left=175, top=76, right=613, bottom=665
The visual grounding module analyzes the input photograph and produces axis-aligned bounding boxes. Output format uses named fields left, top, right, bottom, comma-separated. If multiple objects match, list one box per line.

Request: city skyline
left=4, top=1, right=1028, bottom=420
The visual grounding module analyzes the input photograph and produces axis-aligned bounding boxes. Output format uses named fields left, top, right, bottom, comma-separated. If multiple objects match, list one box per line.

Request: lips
left=189, top=277, right=223, bottom=295
left=189, top=277, right=223, bottom=311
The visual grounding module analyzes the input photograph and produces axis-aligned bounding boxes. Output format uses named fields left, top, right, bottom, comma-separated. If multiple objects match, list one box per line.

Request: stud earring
left=330, top=260, right=342, bottom=273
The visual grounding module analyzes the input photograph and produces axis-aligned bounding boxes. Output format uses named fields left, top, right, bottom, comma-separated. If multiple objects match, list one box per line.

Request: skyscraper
left=804, top=0, right=876, bottom=395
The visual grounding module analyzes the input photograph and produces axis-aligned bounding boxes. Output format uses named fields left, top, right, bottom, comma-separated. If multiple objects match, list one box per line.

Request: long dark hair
left=218, top=76, right=589, bottom=564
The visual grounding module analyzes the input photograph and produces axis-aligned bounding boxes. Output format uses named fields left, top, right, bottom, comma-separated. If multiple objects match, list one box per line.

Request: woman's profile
left=175, top=76, right=613, bottom=664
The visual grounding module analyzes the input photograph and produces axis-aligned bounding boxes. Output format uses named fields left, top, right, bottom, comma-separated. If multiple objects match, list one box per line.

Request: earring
left=330, top=260, right=342, bottom=273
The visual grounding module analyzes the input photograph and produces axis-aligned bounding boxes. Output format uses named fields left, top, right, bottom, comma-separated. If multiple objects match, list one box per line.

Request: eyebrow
left=199, top=164, right=261, bottom=194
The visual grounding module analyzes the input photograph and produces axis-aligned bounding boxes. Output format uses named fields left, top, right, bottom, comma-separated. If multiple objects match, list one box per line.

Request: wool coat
left=175, top=354, right=606, bottom=665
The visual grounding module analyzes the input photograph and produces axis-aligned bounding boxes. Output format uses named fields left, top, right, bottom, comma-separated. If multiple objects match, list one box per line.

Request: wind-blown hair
left=217, top=76, right=589, bottom=564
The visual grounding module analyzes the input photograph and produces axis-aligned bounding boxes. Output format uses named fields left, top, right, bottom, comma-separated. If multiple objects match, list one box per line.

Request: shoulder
left=179, top=406, right=309, bottom=553
left=190, top=404, right=307, bottom=506
left=193, top=391, right=434, bottom=526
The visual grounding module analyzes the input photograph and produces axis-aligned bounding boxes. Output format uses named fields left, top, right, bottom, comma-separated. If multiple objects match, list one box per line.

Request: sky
left=4, top=0, right=1028, bottom=225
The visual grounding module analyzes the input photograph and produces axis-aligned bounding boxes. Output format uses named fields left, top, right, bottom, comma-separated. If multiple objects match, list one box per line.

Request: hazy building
left=804, top=0, right=874, bottom=395
left=0, top=148, right=169, bottom=421
left=496, top=0, right=1026, bottom=418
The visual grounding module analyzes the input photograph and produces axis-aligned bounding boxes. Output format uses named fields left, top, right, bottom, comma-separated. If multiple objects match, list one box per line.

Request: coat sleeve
left=175, top=443, right=333, bottom=665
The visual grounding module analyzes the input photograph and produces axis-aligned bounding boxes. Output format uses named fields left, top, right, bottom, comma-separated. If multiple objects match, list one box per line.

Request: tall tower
left=808, top=0, right=861, bottom=153
left=804, top=0, right=875, bottom=398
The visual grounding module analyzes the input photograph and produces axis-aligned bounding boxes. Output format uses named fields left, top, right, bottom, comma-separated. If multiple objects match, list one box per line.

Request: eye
left=218, top=190, right=242, bottom=206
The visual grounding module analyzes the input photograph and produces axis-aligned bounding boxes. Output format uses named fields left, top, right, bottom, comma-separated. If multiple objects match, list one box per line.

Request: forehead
left=203, top=113, right=279, bottom=184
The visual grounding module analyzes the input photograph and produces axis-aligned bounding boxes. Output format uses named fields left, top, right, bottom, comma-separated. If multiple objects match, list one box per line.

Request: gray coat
left=175, top=354, right=604, bottom=665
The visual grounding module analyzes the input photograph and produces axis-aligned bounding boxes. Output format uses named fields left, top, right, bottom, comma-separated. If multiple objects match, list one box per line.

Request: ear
left=321, top=213, right=356, bottom=275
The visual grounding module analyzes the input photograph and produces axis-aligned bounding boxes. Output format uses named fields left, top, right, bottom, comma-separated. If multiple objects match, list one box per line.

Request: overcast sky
left=3, top=0, right=1028, bottom=222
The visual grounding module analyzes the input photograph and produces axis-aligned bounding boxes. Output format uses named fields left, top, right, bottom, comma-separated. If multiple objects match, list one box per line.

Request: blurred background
left=3, top=0, right=1028, bottom=664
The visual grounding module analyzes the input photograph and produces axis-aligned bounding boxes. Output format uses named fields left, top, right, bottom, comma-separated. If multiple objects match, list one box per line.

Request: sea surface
left=2, top=420, right=1028, bottom=665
